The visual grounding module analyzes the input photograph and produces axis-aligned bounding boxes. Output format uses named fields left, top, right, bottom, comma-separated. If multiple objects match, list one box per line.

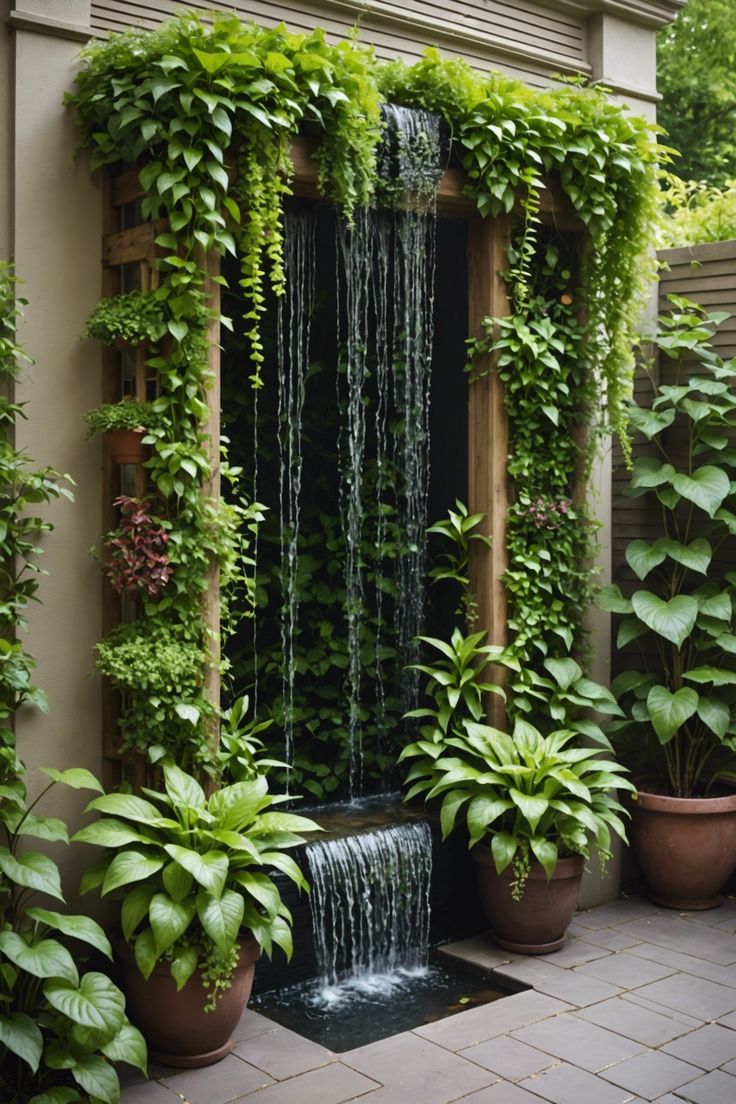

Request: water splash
left=306, top=819, right=432, bottom=1007
left=277, top=208, right=316, bottom=788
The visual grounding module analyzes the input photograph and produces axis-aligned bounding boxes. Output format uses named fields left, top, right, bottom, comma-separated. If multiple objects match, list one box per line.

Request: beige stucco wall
left=2, top=4, right=104, bottom=889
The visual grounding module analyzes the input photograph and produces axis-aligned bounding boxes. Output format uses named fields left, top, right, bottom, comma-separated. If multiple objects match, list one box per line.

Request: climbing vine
left=68, top=14, right=662, bottom=767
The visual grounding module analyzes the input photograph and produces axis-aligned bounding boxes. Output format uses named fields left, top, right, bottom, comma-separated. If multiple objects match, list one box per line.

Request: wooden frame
left=101, top=137, right=584, bottom=768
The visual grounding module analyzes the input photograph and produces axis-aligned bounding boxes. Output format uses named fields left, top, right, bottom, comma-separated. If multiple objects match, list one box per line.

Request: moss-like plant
left=83, top=399, right=157, bottom=436
left=85, top=289, right=168, bottom=346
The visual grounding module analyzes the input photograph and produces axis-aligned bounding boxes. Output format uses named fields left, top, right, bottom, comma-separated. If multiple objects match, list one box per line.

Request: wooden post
left=201, top=250, right=222, bottom=762
left=467, top=215, right=510, bottom=726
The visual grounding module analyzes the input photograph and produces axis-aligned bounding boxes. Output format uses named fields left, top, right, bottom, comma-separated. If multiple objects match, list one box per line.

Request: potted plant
left=602, top=298, right=736, bottom=909
left=84, top=399, right=158, bottom=464
left=0, top=761, right=147, bottom=1104
left=85, top=289, right=168, bottom=349
left=103, top=495, right=172, bottom=598
left=73, top=762, right=319, bottom=1068
left=401, top=634, right=633, bottom=952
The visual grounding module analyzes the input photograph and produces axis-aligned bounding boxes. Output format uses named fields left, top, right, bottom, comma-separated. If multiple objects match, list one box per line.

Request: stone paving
left=120, top=895, right=736, bottom=1104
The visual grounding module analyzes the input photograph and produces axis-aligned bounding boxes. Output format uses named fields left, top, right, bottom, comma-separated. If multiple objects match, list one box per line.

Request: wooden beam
left=467, top=215, right=510, bottom=726
left=201, top=249, right=222, bottom=767
left=110, top=137, right=583, bottom=229
left=102, top=220, right=167, bottom=268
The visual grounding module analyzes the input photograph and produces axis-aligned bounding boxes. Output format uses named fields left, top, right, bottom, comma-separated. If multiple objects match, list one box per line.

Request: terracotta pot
left=105, top=427, right=146, bottom=465
left=472, top=846, right=583, bottom=954
left=629, top=790, right=736, bottom=910
left=114, top=934, right=261, bottom=1068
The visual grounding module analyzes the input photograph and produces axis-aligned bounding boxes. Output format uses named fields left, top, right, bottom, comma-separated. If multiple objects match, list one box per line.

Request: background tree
left=658, top=0, right=736, bottom=185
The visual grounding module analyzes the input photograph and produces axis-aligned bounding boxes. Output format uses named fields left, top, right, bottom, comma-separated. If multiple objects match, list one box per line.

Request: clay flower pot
left=114, top=934, right=261, bottom=1068
left=473, top=846, right=584, bottom=954
left=629, top=790, right=736, bottom=910
left=105, top=427, right=146, bottom=465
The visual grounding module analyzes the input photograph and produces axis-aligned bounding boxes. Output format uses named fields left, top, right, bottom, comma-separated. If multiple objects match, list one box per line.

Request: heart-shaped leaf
left=597, top=584, right=633, bottom=614
left=0, top=849, right=63, bottom=900
left=101, top=851, right=164, bottom=896
left=0, top=931, right=78, bottom=983
left=164, top=845, right=228, bottom=898
left=698, top=698, right=731, bottom=739
left=149, top=893, right=196, bottom=955
left=70, top=1053, right=119, bottom=1104
left=684, top=666, right=736, bottom=686
left=631, top=592, right=698, bottom=647
left=196, top=888, right=244, bottom=954
left=100, top=1021, right=148, bottom=1074
left=625, top=540, right=667, bottom=581
left=26, top=909, right=112, bottom=960
left=44, top=973, right=125, bottom=1033
left=0, top=1011, right=43, bottom=1073
left=660, top=538, right=712, bottom=575
left=646, top=686, right=699, bottom=743
left=672, top=466, right=730, bottom=517
left=629, top=457, right=676, bottom=493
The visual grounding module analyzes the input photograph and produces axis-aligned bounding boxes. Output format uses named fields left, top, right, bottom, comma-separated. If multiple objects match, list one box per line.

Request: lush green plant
left=74, top=762, right=319, bottom=1011
left=427, top=500, right=491, bottom=626
left=215, top=695, right=283, bottom=783
left=659, top=173, right=736, bottom=247
left=83, top=400, right=158, bottom=436
left=401, top=715, right=633, bottom=899
left=603, top=299, right=736, bottom=797
left=658, top=0, right=736, bottom=187
left=0, top=767, right=146, bottom=1104
left=85, top=290, right=168, bottom=346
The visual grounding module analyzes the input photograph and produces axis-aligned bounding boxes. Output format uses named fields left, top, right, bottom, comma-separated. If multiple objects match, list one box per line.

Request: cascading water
left=306, top=818, right=433, bottom=1006
left=277, top=208, right=316, bottom=787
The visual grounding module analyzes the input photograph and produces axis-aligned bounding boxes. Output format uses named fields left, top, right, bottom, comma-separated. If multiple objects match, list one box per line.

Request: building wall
left=1, top=0, right=681, bottom=901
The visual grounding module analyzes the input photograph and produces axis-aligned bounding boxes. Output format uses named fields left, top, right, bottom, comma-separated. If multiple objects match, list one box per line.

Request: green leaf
left=630, top=592, right=698, bottom=647
left=617, top=616, right=647, bottom=648
left=149, top=893, right=195, bottom=955
left=661, top=537, right=711, bottom=575
left=0, top=931, right=78, bottom=983
left=102, top=851, right=165, bottom=896
left=629, top=457, right=676, bottom=491
left=467, top=795, right=513, bottom=847
left=529, top=838, right=558, bottom=879
left=163, top=762, right=204, bottom=807
left=85, top=793, right=165, bottom=824
left=509, top=790, right=548, bottom=832
left=44, top=973, right=125, bottom=1033
left=163, top=845, right=228, bottom=898
left=134, top=929, right=159, bottom=980
left=72, top=818, right=152, bottom=848
left=543, top=657, right=582, bottom=691
left=0, top=848, right=63, bottom=900
left=70, top=1053, right=119, bottom=1104
left=162, top=860, right=194, bottom=902
left=100, top=1021, right=148, bottom=1074
left=597, top=584, right=632, bottom=614
left=646, top=686, right=699, bottom=743
left=684, top=666, right=736, bottom=686
left=28, top=1091, right=82, bottom=1104
left=171, top=945, right=198, bottom=991
left=196, top=888, right=244, bottom=954
left=439, top=790, right=469, bottom=838
left=625, top=540, right=667, bottom=581
left=672, top=466, right=730, bottom=517
left=40, top=768, right=103, bottom=792
left=490, top=832, right=518, bottom=874
left=697, top=697, right=730, bottom=739
left=25, top=908, right=112, bottom=959
left=121, top=885, right=154, bottom=942
left=0, top=1011, right=43, bottom=1073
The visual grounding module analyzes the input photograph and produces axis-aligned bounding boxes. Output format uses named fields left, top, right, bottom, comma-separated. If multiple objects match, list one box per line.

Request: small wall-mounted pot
left=105, top=428, right=146, bottom=465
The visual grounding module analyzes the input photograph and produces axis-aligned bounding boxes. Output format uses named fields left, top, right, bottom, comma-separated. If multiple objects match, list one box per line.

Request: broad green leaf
left=661, top=537, right=711, bottom=575
left=40, top=768, right=103, bottom=792
left=257, top=850, right=309, bottom=890
left=149, top=893, right=195, bottom=954
left=44, top=973, right=125, bottom=1033
left=617, top=616, right=647, bottom=648
left=28, top=1091, right=82, bottom=1104
left=509, top=789, right=548, bottom=832
left=439, top=790, right=469, bottom=838
left=597, top=584, right=632, bottom=614
left=162, top=860, right=194, bottom=902
left=196, top=888, right=244, bottom=954
left=26, top=908, right=112, bottom=959
left=698, top=698, right=731, bottom=739
left=698, top=591, right=732, bottom=621
left=630, top=592, right=698, bottom=647
left=0, top=1011, right=43, bottom=1073
left=134, top=929, right=159, bottom=980
left=0, top=931, right=78, bottom=983
left=684, top=666, right=736, bottom=686
left=100, top=1021, right=148, bottom=1074
left=625, top=540, right=667, bottom=581
left=529, top=838, right=558, bottom=879
left=467, top=795, right=513, bottom=847
left=163, top=762, right=205, bottom=807
left=629, top=457, right=675, bottom=492
left=171, top=945, right=198, bottom=991
left=72, top=818, right=152, bottom=848
left=628, top=405, right=675, bottom=439
left=646, top=686, right=699, bottom=744
left=85, top=793, right=166, bottom=824
left=121, top=885, right=154, bottom=942
left=543, top=657, right=581, bottom=691
left=672, top=466, right=730, bottom=517
left=102, top=851, right=164, bottom=896
left=232, top=871, right=281, bottom=916
left=163, top=845, right=228, bottom=898
left=70, top=1053, right=119, bottom=1104
left=14, top=813, right=68, bottom=843
left=0, top=848, right=63, bottom=900
left=491, top=832, right=518, bottom=874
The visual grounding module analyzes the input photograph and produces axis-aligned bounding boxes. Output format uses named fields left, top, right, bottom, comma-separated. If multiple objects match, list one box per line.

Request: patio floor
left=121, top=895, right=736, bottom=1104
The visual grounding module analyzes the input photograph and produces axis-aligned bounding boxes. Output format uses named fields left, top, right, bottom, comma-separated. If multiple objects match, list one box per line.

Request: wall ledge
left=7, top=9, right=92, bottom=43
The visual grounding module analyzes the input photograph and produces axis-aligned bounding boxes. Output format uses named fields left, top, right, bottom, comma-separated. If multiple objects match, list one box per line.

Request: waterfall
left=306, top=819, right=433, bottom=1005
left=277, top=208, right=316, bottom=788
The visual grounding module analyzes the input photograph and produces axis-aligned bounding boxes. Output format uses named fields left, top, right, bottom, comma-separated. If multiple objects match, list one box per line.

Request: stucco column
left=4, top=5, right=104, bottom=884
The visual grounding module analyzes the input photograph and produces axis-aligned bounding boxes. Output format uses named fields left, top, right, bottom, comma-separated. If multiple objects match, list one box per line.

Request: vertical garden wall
left=66, top=12, right=661, bottom=796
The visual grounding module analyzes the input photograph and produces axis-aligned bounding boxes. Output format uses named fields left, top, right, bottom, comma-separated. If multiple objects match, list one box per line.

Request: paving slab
left=534, top=937, right=612, bottom=968
left=456, top=1084, right=551, bottom=1103
left=341, top=1031, right=494, bottom=1103
left=575, top=996, right=695, bottom=1047
left=518, top=1060, right=638, bottom=1103
left=161, top=1052, right=274, bottom=1103
left=232, top=1062, right=379, bottom=1103
left=630, top=974, right=736, bottom=1021
left=120, top=1083, right=181, bottom=1104
left=510, top=1010, right=646, bottom=1073
left=661, top=1024, right=736, bottom=1070
left=494, top=958, right=624, bottom=1006
left=671, top=1068, right=736, bottom=1103
left=458, top=1035, right=558, bottom=1081
left=573, top=899, right=662, bottom=929
left=599, top=1050, right=701, bottom=1101
left=438, top=936, right=515, bottom=972
left=414, top=990, right=573, bottom=1051
left=574, top=951, right=675, bottom=989
left=233, top=1024, right=335, bottom=1080
left=622, top=991, right=705, bottom=1028
left=626, top=942, right=736, bottom=989
left=566, top=926, right=645, bottom=952
left=233, top=1009, right=282, bottom=1044
left=614, top=917, right=736, bottom=966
